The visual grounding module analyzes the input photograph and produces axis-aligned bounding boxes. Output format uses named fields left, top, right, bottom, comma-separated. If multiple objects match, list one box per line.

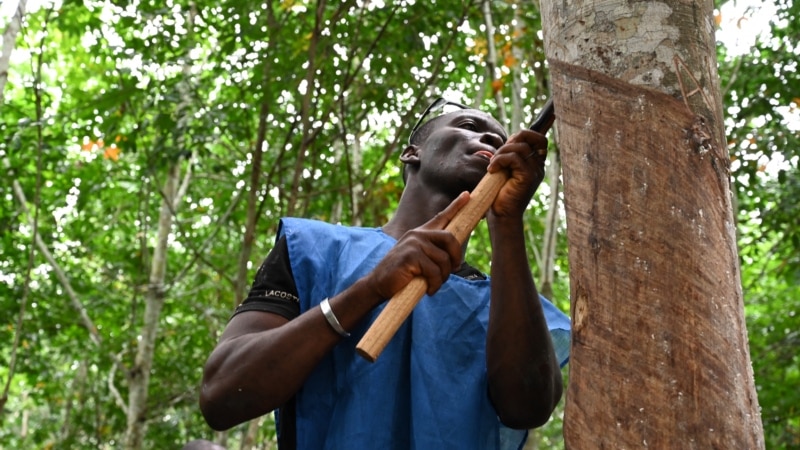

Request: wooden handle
left=355, top=171, right=508, bottom=362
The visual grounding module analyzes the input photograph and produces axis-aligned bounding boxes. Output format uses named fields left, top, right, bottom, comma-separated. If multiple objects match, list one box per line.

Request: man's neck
left=381, top=185, right=473, bottom=263
left=381, top=184, right=454, bottom=239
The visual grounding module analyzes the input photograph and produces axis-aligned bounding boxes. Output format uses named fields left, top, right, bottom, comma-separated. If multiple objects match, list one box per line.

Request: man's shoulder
left=280, top=216, right=334, bottom=229
left=280, top=217, right=380, bottom=236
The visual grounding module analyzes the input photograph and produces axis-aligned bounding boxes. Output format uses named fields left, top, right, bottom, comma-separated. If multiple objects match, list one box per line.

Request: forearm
left=200, top=277, right=382, bottom=430
left=486, top=216, right=562, bottom=428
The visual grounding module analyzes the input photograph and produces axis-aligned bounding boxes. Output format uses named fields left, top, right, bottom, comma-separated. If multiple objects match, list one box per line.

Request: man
left=200, top=98, right=571, bottom=449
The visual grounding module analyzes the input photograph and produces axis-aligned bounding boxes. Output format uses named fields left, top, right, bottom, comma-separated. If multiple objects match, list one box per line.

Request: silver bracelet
left=320, top=298, right=350, bottom=337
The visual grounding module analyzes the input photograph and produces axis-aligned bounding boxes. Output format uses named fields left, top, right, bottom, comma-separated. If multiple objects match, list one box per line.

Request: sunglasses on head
left=408, top=97, right=471, bottom=145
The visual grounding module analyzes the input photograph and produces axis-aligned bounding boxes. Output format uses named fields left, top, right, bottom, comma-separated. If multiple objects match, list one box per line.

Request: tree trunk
left=481, top=0, right=508, bottom=125
left=125, top=163, right=181, bottom=450
left=235, top=95, right=269, bottom=307
left=124, top=6, right=196, bottom=447
left=539, top=0, right=764, bottom=448
left=0, top=0, right=26, bottom=106
left=287, top=0, right=324, bottom=217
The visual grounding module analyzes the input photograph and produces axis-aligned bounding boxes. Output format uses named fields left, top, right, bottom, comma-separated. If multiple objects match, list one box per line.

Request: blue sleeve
left=539, top=295, right=571, bottom=368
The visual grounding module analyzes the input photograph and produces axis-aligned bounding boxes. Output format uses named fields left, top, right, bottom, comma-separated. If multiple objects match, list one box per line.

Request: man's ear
left=400, top=144, right=421, bottom=165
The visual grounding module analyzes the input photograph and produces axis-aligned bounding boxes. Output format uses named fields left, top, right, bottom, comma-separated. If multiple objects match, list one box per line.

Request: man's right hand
left=367, top=192, right=470, bottom=299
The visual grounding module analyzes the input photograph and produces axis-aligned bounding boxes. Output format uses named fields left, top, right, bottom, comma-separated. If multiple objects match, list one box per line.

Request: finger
left=506, top=128, right=548, bottom=147
left=488, top=140, right=547, bottom=173
left=425, top=230, right=463, bottom=273
left=525, top=147, right=548, bottom=159
left=500, top=130, right=548, bottom=158
left=487, top=146, right=539, bottom=173
left=401, top=228, right=463, bottom=272
left=414, top=253, right=449, bottom=295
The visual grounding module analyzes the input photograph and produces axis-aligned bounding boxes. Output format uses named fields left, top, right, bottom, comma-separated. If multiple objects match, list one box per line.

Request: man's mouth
left=474, top=150, right=494, bottom=161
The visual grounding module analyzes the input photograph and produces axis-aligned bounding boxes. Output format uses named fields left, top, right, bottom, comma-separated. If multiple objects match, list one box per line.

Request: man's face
left=416, top=109, right=507, bottom=194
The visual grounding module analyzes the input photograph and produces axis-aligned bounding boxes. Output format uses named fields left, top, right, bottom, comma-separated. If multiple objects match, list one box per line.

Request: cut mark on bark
left=573, top=284, right=588, bottom=335
left=673, top=55, right=713, bottom=114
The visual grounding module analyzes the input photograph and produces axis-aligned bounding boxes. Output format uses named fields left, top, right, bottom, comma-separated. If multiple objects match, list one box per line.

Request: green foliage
left=717, top=0, right=800, bottom=446
left=0, top=0, right=796, bottom=448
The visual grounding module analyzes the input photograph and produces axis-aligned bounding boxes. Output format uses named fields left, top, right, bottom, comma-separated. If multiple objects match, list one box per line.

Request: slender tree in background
left=539, top=0, right=764, bottom=447
left=0, top=0, right=26, bottom=106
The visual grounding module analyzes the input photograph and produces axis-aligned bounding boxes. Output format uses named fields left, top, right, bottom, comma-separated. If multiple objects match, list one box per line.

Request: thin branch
left=174, top=154, right=193, bottom=210
left=170, top=185, right=246, bottom=286
left=721, top=54, right=743, bottom=99
left=108, top=353, right=128, bottom=414
left=11, top=178, right=103, bottom=345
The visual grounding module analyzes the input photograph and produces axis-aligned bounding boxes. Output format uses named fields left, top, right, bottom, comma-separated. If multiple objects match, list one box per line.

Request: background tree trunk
left=539, top=0, right=764, bottom=448
left=0, top=0, right=26, bottom=106
left=481, top=0, right=507, bottom=124
left=125, top=162, right=185, bottom=449
left=124, top=6, right=196, bottom=445
left=537, top=149, right=561, bottom=301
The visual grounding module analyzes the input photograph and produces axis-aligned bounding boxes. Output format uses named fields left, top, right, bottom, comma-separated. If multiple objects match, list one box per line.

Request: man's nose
left=480, top=132, right=505, bottom=149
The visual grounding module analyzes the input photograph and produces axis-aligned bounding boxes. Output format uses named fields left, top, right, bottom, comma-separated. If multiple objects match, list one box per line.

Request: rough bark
left=539, top=0, right=764, bottom=448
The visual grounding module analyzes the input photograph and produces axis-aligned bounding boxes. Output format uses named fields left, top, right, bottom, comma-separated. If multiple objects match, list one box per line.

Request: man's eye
left=460, top=121, right=478, bottom=131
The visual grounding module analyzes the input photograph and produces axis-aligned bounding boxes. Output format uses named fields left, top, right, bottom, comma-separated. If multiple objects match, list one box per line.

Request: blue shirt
left=279, top=218, right=571, bottom=450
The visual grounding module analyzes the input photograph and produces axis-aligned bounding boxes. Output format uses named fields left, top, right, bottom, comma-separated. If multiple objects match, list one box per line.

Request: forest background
left=1, top=0, right=797, bottom=449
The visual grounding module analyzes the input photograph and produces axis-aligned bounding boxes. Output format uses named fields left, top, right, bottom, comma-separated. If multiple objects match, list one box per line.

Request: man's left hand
left=486, top=129, right=548, bottom=218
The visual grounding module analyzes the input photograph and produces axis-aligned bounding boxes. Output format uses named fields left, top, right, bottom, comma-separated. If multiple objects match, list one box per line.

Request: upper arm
left=218, top=309, right=290, bottom=343
left=220, top=235, right=299, bottom=342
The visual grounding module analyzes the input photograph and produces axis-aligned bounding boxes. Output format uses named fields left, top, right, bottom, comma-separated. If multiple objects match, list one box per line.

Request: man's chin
left=465, top=169, right=489, bottom=192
